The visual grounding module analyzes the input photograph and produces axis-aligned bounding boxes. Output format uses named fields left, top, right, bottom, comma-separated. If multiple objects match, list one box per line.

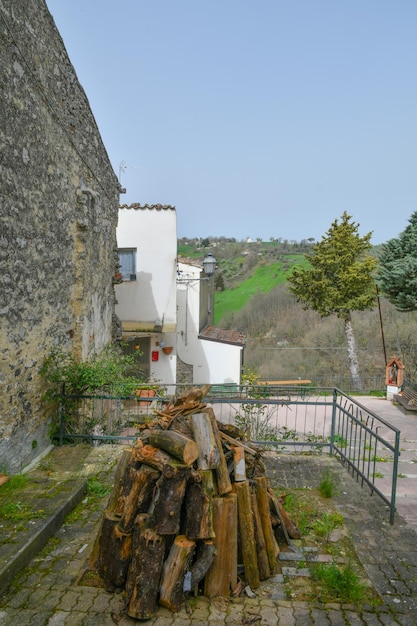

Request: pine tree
left=378, top=211, right=417, bottom=312
left=287, top=212, right=377, bottom=392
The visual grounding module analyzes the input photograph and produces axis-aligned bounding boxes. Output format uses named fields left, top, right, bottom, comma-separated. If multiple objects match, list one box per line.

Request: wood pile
left=90, top=386, right=300, bottom=621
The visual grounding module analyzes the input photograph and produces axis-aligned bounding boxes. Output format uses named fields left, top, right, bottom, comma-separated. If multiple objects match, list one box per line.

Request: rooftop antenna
left=118, top=161, right=144, bottom=184
left=119, top=160, right=127, bottom=183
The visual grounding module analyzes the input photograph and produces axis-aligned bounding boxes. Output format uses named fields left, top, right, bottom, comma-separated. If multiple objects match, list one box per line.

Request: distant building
left=115, top=204, right=245, bottom=388
left=115, top=204, right=178, bottom=391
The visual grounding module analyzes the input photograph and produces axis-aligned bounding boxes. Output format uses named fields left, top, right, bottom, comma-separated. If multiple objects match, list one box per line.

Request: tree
left=287, top=212, right=377, bottom=392
left=377, top=211, right=417, bottom=312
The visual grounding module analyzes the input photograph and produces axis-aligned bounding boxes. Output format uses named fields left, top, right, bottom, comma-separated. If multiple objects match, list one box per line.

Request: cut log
left=204, top=493, right=238, bottom=597
left=174, top=385, right=211, bottom=405
left=97, top=512, right=132, bottom=591
left=233, top=481, right=260, bottom=589
left=268, top=489, right=302, bottom=540
left=250, top=489, right=271, bottom=580
left=107, top=448, right=133, bottom=511
left=233, top=445, right=246, bottom=482
left=159, top=535, right=196, bottom=612
left=118, top=464, right=160, bottom=533
left=254, top=476, right=279, bottom=572
left=152, top=464, right=190, bottom=535
left=88, top=448, right=132, bottom=568
left=190, top=412, right=220, bottom=470
left=203, top=408, right=232, bottom=495
left=93, top=392, right=294, bottom=611
left=189, top=540, right=216, bottom=589
left=183, top=470, right=215, bottom=540
left=132, top=443, right=175, bottom=472
left=126, top=514, right=166, bottom=621
left=147, top=429, right=199, bottom=465
left=220, top=431, right=257, bottom=455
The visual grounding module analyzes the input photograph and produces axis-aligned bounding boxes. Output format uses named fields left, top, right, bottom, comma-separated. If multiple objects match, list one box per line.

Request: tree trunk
left=126, top=514, right=166, bottom=621
left=159, top=535, right=196, bottom=611
left=344, top=312, right=363, bottom=393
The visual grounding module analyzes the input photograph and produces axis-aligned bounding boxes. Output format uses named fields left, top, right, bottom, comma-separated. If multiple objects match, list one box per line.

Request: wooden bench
left=394, top=386, right=417, bottom=413
left=207, top=384, right=241, bottom=399
left=257, top=380, right=312, bottom=399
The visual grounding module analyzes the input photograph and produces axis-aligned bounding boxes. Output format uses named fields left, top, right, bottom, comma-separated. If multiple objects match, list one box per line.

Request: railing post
left=330, top=388, right=338, bottom=456
left=59, top=382, right=66, bottom=446
left=390, top=429, right=401, bottom=525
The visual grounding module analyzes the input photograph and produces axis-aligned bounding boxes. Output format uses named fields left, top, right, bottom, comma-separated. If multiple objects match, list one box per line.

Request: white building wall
left=115, top=207, right=177, bottom=386
left=116, top=208, right=177, bottom=326
left=193, top=339, right=242, bottom=385
left=176, top=262, right=242, bottom=385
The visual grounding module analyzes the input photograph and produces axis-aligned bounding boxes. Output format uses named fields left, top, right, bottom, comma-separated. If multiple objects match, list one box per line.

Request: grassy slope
left=178, top=239, right=381, bottom=326
left=214, top=255, right=307, bottom=324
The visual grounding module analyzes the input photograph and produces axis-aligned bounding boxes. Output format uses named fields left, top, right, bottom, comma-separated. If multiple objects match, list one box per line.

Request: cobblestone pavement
left=1, top=398, right=417, bottom=625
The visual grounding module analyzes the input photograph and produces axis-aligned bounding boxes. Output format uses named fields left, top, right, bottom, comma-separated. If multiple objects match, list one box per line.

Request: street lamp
left=202, top=253, right=216, bottom=323
left=202, top=253, right=216, bottom=278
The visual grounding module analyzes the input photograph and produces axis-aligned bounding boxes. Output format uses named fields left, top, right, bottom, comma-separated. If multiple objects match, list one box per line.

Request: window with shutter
left=118, top=248, right=136, bottom=280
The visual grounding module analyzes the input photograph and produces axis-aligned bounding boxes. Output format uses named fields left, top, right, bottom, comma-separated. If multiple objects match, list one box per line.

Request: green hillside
left=214, top=255, right=307, bottom=324
left=178, top=238, right=313, bottom=325
left=177, top=237, right=385, bottom=326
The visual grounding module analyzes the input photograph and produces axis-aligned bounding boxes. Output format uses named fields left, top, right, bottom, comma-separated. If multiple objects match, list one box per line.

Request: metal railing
left=55, top=383, right=400, bottom=524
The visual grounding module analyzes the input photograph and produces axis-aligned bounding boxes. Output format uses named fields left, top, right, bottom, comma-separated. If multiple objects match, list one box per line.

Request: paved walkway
left=357, top=396, right=417, bottom=530
left=0, top=397, right=417, bottom=625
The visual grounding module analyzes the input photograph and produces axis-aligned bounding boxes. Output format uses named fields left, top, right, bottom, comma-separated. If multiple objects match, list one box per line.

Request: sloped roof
left=178, top=256, right=203, bottom=269
left=119, top=203, right=175, bottom=211
left=199, top=326, right=246, bottom=346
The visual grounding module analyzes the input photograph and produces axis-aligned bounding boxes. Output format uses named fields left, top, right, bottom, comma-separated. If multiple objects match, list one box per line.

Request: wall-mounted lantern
left=202, top=253, right=217, bottom=277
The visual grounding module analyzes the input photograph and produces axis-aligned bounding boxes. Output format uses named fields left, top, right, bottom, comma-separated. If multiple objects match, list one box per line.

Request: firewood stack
left=90, top=386, right=300, bottom=621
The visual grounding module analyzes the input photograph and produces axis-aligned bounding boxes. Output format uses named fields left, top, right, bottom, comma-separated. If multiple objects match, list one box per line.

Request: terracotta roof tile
left=199, top=326, right=246, bottom=346
left=119, top=203, right=176, bottom=211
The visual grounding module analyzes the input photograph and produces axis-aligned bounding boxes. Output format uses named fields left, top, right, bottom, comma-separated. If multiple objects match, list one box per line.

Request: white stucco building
left=176, top=261, right=245, bottom=384
left=115, top=203, right=245, bottom=388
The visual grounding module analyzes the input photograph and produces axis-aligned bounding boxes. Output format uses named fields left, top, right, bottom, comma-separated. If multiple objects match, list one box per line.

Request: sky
left=46, top=0, right=417, bottom=244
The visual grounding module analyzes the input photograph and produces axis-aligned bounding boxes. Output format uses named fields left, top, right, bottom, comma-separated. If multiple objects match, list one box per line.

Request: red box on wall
left=151, top=351, right=159, bottom=362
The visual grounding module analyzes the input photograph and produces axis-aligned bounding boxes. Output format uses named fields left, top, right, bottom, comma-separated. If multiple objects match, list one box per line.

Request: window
left=118, top=248, right=136, bottom=280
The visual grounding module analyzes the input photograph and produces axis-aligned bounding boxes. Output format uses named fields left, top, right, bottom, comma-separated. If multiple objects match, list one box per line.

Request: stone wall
left=176, top=356, right=194, bottom=386
left=0, top=0, right=121, bottom=472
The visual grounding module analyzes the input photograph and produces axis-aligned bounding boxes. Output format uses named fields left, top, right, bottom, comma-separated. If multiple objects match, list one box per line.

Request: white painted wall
left=116, top=208, right=177, bottom=326
left=115, top=215, right=242, bottom=388
left=115, top=207, right=177, bottom=386
left=195, top=339, right=242, bottom=384
left=176, top=262, right=243, bottom=384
